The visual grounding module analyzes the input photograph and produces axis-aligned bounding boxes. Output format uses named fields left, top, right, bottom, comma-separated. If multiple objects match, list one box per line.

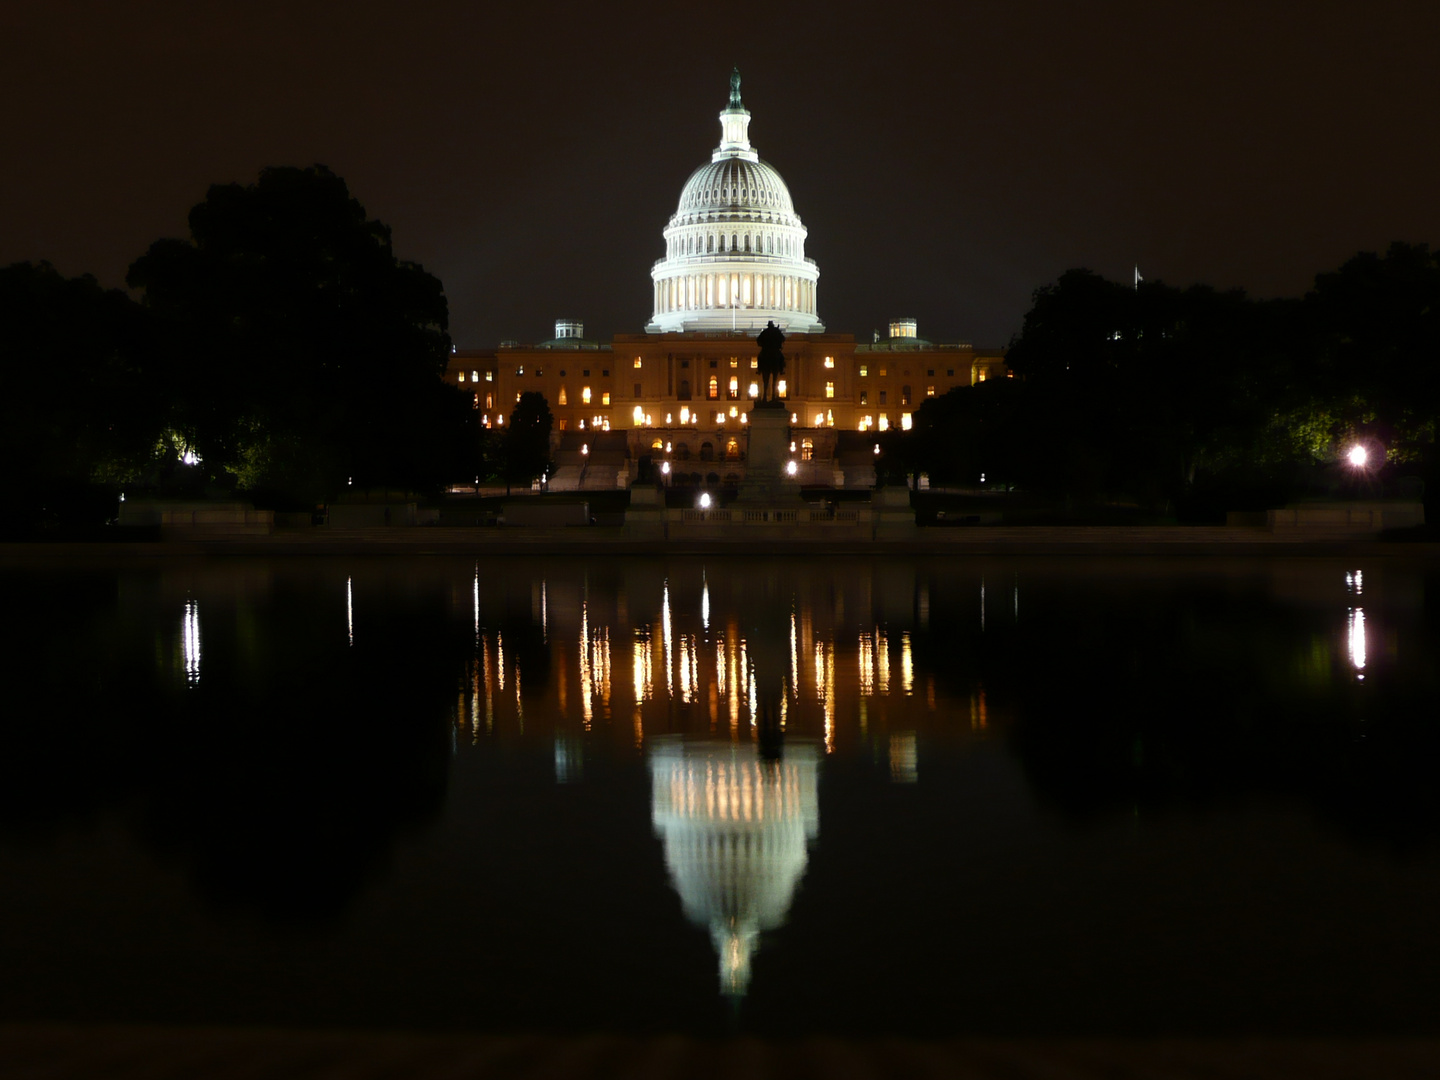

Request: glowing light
left=1348, top=445, right=1369, bottom=467
left=1348, top=607, right=1367, bottom=676
left=873, top=443, right=880, bottom=455
left=581, top=443, right=589, bottom=455
left=699, top=493, right=712, bottom=509
left=661, top=461, right=671, bottom=475
left=634, top=405, right=645, bottom=423
left=182, top=600, right=201, bottom=685
left=1346, top=570, right=1363, bottom=596
left=786, top=460, right=798, bottom=476
left=347, top=576, right=355, bottom=646
left=702, top=573, right=710, bottom=630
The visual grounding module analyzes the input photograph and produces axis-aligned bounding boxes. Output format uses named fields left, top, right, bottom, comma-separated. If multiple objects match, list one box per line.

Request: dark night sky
left=4, top=2, right=1438, bottom=348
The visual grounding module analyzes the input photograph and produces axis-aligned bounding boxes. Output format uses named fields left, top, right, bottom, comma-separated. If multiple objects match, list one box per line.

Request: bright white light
left=873, top=444, right=880, bottom=455
left=661, top=461, right=671, bottom=475
left=786, top=460, right=798, bottom=476
left=1348, top=445, right=1369, bottom=467
left=182, top=600, right=201, bottom=685
left=699, top=493, right=712, bottom=509
left=633, top=405, right=645, bottom=423
left=581, top=444, right=589, bottom=455
left=680, top=408, right=690, bottom=425
left=1348, top=607, right=1367, bottom=675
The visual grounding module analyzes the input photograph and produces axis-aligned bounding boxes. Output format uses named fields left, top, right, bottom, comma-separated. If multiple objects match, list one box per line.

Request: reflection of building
left=650, top=740, right=820, bottom=997
left=446, top=73, right=1005, bottom=488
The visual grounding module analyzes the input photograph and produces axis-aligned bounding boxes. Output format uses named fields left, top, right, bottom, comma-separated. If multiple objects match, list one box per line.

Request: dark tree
left=126, top=165, right=473, bottom=506
left=0, top=261, right=160, bottom=529
left=503, top=391, right=554, bottom=494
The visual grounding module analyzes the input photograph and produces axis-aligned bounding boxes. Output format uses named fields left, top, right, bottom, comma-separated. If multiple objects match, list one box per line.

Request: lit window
left=708, top=377, right=719, bottom=399
left=515, top=392, right=521, bottom=403
left=458, top=372, right=466, bottom=383
left=582, top=386, right=591, bottom=404
left=801, top=438, right=814, bottom=461
left=879, top=414, right=889, bottom=431
left=680, top=406, right=691, bottom=424
left=652, top=438, right=663, bottom=449
left=878, top=368, right=888, bottom=377
left=927, top=385, right=935, bottom=397
left=860, top=391, right=868, bottom=405
left=485, top=371, right=493, bottom=382
left=472, top=393, right=479, bottom=409
left=901, top=413, right=913, bottom=431
left=824, top=356, right=834, bottom=368
left=977, top=370, right=987, bottom=382
left=749, top=359, right=758, bottom=369
left=728, top=376, right=739, bottom=399
left=776, top=379, right=787, bottom=397
left=826, top=409, right=833, bottom=426
left=730, top=359, right=739, bottom=368
left=559, top=387, right=568, bottom=405
left=729, top=406, right=738, bottom=418
left=825, top=381, right=835, bottom=399
left=859, top=365, right=868, bottom=377
left=748, top=382, right=759, bottom=398
left=485, top=393, right=493, bottom=409
left=814, top=412, right=824, bottom=425
left=634, top=405, right=645, bottom=424
left=634, top=357, right=642, bottom=368
left=558, top=419, right=568, bottom=431
left=602, top=391, right=611, bottom=406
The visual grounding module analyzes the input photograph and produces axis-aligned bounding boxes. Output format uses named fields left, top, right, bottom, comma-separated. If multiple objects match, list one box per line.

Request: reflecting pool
left=2, top=555, right=1439, bottom=1038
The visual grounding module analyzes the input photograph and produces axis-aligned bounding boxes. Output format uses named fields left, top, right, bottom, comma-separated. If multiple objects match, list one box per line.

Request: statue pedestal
left=738, top=406, right=801, bottom=504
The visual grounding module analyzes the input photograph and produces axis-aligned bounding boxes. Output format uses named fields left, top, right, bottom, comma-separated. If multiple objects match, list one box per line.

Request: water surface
left=2, top=555, right=1438, bottom=1038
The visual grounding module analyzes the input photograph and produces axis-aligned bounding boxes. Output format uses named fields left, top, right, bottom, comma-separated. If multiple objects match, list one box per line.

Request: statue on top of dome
left=728, top=67, right=743, bottom=109
left=755, top=320, right=785, bottom=406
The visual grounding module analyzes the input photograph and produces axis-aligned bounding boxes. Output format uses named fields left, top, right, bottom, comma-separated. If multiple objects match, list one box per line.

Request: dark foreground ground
left=5, top=1026, right=1440, bottom=1080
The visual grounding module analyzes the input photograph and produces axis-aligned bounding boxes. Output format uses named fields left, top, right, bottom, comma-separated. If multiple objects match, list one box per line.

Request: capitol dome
left=646, top=71, right=823, bottom=334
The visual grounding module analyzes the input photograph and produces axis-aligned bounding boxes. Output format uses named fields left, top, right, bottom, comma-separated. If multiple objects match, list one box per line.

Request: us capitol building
left=447, top=71, right=1007, bottom=490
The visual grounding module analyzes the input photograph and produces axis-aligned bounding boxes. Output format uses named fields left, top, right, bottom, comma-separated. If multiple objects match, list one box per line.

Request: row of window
left=669, top=231, right=800, bottom=258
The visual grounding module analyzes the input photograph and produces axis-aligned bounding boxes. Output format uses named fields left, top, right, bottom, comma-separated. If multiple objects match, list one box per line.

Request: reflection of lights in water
left=1346, top=570, right=1364, bottom=596
left=182, top=600, right=201, bottom=685
left=662, top=582, right=673, bottom=700
left=1014, top=581, right=1019, bottom=621
left=472, top=568, right=479, bottom=638
left=876, top=628, right=890, bottom=694
left=633, top=636, right=650, bottom=703
left=917, top=585, right=929, bottom=629
left=482, top=634, right=494, bottom=731
left=554, top=737, right=581, bottom=784
left=858, top=633, right=873, bottom=695
left=347, top=577, right=355, bottom=646
left=579, top=607, right=592, bottom=727
left=1349, top=608, right=1367, bottom=679
left=515, top=666, right=523, bottom=727
left=679, top=634, right=693, bottom=703
left=542, top=580, right=548, bottom=640
left=702, top=574, right=710, bottom=631
left=496, top=633, right=505, bottom=691
left=970, top=691, right=988, bottom=731
left=901, top=632, right=913, bottom=695
left=980, top=577, right=986, bottom=630
left=748, top=670, right=758, bottom=729
left=650, top=741, right=820, bottom=998
left=889, top=732, right=917, bottom=783
left=790, top=612, right=798, bottom=699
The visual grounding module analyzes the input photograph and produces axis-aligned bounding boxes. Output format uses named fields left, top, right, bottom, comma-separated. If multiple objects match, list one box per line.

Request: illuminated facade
left=445, top=74, right=1006, bottom=485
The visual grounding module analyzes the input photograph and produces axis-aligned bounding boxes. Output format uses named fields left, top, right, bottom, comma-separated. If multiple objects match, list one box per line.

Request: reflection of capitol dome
left=646, top=70, right=823, bottom=335
left=650, top=739, right=820, bottom=997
